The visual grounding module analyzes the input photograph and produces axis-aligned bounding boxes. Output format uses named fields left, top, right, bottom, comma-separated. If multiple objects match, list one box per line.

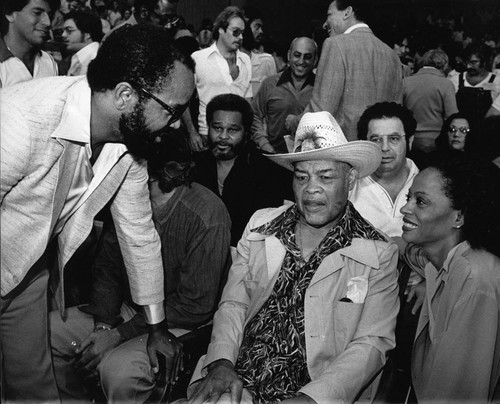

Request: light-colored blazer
left=307, top=27, right=403, bottom=141
left=0, top=76, right=163, bottom=310
left=192, top=206, right=399, bottom=403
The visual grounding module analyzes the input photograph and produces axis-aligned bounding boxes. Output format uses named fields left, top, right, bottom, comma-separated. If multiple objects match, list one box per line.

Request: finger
left=76, top=334, right=93, bottom=354
left=147, top=346, right=159, bottom=374
left=230, top=380, right=243, bottom=404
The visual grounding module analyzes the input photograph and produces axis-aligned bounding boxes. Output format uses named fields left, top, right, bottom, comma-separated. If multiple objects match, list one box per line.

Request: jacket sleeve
left=300, top=242, right=400, bottom=403
left=203, top=213, right=261, bottom=367
left=251, top=80, right=274, bottom=153
left=110, top=157, right=164, bottom=305
left=306, top=38, right=344, bottom=115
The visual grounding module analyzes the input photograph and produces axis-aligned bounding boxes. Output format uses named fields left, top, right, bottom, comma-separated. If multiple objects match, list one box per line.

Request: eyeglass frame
left=135, top=85, right=189, bottom=127
left=448, top=126, right=470, bottom=134
left=226, top=27, right=244, bottom=38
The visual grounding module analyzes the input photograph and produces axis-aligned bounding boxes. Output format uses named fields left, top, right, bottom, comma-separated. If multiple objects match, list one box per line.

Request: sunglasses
left=138, top=86, right=189, bottom=127
left=227, top=27, right=244, bottom=37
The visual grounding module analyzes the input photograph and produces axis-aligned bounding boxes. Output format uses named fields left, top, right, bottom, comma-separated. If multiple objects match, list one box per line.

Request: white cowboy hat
left=266, top=111, right=381, bottom=178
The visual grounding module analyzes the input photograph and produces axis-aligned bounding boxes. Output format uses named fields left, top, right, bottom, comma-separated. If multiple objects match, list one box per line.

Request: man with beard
left=187, top=6, right=252, bottom=152
left=1, top=24, right=194, bottom=401
left=193, top=93, right=293, bottom=246
left=50, top=132, right=232, bottom=403
left=450, top=46, right=500, bottom=135
left=0, top=0, right=60, bottom=87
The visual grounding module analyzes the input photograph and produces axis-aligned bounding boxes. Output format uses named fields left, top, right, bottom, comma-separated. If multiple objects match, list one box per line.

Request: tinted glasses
left=138, top=86, right=189, bottom=127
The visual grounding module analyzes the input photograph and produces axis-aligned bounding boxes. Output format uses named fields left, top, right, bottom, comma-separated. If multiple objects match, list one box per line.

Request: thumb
left=147, top=346, right=159, bottom=374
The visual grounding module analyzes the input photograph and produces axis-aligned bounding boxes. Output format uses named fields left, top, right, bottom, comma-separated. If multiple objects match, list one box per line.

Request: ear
left=5, top=13, right=15, bottom=23
left=454, top=210, right=465, bottom=230
left=83, top=32, right=92, bottom=43
left=113, top=82, right=136, bottom=112
left=344, top=6, right=353, bottom=20
left=347, top=167, right=358, bottom=190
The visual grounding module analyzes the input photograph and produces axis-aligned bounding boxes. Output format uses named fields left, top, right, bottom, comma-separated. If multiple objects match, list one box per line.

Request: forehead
left=367, top=117, right=405, bottom=135
left=450, top=118, right=469, bottom=127
left=227, top=17, right=244, bottom=29
left=291, top=39, right=316, bottom=55
left=412, top=168, right=445, bottom=195
left=212, top=110, right=243, bottom=125
left=328, top=1, right=340, bottom=13
left=160, top=61, right=194, bottom=104
left=63, top=18, right=77, bottom=27
left=294, top=159, right=347, bottom=172
left=23, top=0, right=51, bottom=12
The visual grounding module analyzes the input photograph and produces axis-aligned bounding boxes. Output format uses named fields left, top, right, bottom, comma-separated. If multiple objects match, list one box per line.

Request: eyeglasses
left=138, top=86, right=188, bottom=127
left=368, top=134, right=405, bottom=145
left=448, top=126, right=470, bottom=134
left=227, top=27, right=244, bottom=37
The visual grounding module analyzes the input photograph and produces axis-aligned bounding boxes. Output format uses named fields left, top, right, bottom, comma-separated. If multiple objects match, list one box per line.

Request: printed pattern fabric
left=235, top=202, right=385, bottom=403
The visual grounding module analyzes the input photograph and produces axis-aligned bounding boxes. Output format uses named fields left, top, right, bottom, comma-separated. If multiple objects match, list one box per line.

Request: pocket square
left=345, top=276, right=368, bottom=304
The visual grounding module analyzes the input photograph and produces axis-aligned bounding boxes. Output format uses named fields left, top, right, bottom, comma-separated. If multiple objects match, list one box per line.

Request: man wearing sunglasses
left=1, top=24, right=194, bottom=401
left=187, top=6, right=252, bottom=152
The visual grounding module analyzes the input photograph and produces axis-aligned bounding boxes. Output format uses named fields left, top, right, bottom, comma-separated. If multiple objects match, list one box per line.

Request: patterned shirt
left=235, top=202, right=385, bottom=403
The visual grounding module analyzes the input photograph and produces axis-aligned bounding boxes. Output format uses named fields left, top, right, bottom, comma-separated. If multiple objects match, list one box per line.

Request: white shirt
left=67, top=41, right=99, bottom=76
left=449, top=71, right=500, bottom=101
left=0, top=48, right=58, bottom=88
left=52, top=77, right=127, bottom=235
left=344, top=23, right=369, bottom=34
left=349, top=158, right=419, bottom=237
left=192, top=42, right=252, bottom=135
left=250, top=51, right=276, bottom=96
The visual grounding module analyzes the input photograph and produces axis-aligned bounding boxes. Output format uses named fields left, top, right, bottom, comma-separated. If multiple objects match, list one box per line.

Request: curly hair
left=206, top=93, right=254, bottom=135
left=427, top=153, right=500, bottom=257
left=357, top=102, right=416, bottom=150
left=87, top=24, right=194, bottom=93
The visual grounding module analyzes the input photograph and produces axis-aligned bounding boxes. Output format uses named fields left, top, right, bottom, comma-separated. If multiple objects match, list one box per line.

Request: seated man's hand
left=146, top=320, right=183, bottom=385
left=189, top=131, right=207, bottom=152
left=188, top=359, right=243, bottom=404
left=74, top=327, right=122, bottom=379
left=284, top=114, right=300, bottom=137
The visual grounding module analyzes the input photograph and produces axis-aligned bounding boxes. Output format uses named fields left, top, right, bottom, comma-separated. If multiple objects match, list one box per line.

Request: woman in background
left=401, top=153, right=500, bottom=402
left=434, top=112, right=472, bottom=153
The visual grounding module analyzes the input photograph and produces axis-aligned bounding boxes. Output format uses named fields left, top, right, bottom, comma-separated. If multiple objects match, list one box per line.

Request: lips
left=402, top=218, right=418, bottom=231
left=303, top=200, right=325, bottom=211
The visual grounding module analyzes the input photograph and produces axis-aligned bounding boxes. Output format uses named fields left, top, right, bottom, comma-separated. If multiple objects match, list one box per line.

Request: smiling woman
left=401, top=153, right=500, bottom=402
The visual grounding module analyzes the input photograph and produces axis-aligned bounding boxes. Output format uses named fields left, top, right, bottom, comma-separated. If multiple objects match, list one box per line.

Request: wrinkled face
left=250, top=18, right=264, bottom=43
left=323, top=0, right=345, bottom=37
left=367, top=117, right=407, bottom=178
left=208, top=110, right=246, bottom=160
left=400, top=168, right=461, bottom=248
left=120, top=61, right=194, bottom=160
left=62, top=18, right=84, bottom=45
left=293, top=160, right=356, bottom=229
left=218, top=16, right=244, bottom=52
left=466, top=54, right=486, bottom=76
left=288, top=38, right=316, bottom=80
left=6, top=0, right=52, bottom=47
left=447, top=118, right=469, bottom=151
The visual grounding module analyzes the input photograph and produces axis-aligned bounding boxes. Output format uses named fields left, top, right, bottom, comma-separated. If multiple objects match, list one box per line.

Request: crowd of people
left=1, top=0, right=500, bottom=403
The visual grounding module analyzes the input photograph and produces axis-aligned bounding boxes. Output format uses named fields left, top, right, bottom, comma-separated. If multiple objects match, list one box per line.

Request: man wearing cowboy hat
left=187, top=111, right=400, bottom=404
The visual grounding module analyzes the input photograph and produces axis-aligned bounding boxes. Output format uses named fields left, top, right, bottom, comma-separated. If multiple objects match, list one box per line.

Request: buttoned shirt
left=0, top=38, right=58, bottom=87
left=67, top=41, right=99, bottom=76
left=252, top=68, right=315, bottom=153
left=349, top=158, right=419, bottom=237
left=192, top=42, right=252, bottom=135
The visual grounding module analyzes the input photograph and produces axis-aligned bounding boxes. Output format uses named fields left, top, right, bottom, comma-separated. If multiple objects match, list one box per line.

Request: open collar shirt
left=0, top=38, right=58, bottom=87
left=192, top=42, right=252, bottom=135
left=67, top=41, right=99, bottom=76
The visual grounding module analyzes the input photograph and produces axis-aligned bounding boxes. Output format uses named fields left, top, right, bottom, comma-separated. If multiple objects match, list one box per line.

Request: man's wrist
left=143, top=302, right=165, bottom=325
left=207, top=358, right=234, bottom=373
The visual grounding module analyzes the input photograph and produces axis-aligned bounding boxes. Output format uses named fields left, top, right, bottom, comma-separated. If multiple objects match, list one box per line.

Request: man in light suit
left=286, top=0, right=403, bottom=141
left=187, top=111, right=399, bottom=404
left=0, top=24, right=194, bottom=402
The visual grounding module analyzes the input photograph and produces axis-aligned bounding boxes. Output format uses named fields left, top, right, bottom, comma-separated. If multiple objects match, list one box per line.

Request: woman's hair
left=435, top=112, right=471, bottom=152
left=427, top=152, right=500, bottom=256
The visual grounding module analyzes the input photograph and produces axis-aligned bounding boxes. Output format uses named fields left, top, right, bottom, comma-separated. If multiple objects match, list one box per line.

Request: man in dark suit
left=286, top=0, right=403, bottom=141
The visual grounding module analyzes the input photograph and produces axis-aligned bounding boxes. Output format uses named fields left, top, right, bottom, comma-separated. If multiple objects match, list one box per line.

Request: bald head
left=288, top=37, right=318, bottom=80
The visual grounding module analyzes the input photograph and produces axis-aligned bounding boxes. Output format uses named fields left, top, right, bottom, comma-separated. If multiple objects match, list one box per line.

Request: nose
left=322, top=21, right=328, bottom=31
left=380, top=137, right=390, bottom=151
left=40, top=12, right=51, bottom=27
left=304, top=177, right=321, bottom=194
left=400, top=199, right=412, bottom=215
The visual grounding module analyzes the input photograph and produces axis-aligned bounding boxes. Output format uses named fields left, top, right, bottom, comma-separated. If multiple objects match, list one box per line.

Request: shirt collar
left=73, top=41, right=99, bottom=60
left=50, top=77, right=91, bottom=144
left=211, top=41, right=245, bottom=63
left=440, top=241, right=470, bottom=274
left=276, top=67, right=316, bottom=89
left=344, top=23, right=369, bottom=34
